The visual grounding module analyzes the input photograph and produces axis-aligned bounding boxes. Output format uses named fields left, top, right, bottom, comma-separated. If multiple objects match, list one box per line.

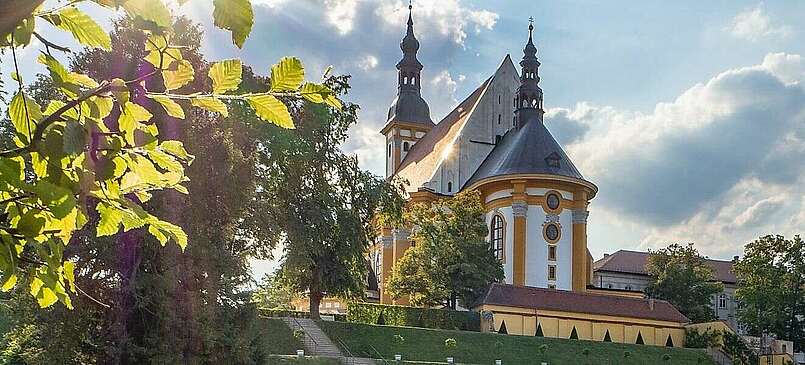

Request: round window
left=544, top=223, right=560, bottom=242
left=546, top=193, right=561, bottom=210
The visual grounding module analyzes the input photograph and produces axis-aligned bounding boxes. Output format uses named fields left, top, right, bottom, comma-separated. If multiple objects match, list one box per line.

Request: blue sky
left=3, top=1, right=804, bottom=281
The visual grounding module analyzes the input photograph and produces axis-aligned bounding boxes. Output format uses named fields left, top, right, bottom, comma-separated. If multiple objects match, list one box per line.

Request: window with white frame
left=490, top=215, right=505, bottom=261
left=719, top=294, right=727, bottom=309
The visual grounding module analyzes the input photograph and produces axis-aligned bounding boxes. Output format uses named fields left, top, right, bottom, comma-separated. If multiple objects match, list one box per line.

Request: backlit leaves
left=247, top=94, right=293, bottom=128
left=42, top=7, right=111, bottom=50
left=149, top=95, right=185, bottom=119
left=270, top=57, right=304, bottom=91
left=212, top=0, right=254, bottom=48
left=123, top=0, right=172, bottom=31
left=162, top=59, right=194, bottom=91
left=209, top=59, right=242, bottom=94
left=191, top=97, right=229, bottom=117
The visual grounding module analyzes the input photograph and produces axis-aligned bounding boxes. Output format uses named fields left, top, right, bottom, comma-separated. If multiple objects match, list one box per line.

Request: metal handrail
left=290, top=316, right=319, bottom=355
left=368, top=344, right=390, bottom=365
left=336, top=338, right=356, bottom=365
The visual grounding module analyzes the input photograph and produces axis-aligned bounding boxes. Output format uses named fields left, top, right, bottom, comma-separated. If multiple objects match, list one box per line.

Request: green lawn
left=319, top=321, right=715, bottom=365
left=259, top=318, right=305, bottom=355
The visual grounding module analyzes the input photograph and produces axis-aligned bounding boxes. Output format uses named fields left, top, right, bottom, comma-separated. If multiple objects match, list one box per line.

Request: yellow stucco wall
left=478, top=304, right=686, bottom=348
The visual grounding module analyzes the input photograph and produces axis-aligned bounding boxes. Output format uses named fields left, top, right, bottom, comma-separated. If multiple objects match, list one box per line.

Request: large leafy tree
left=735, top=235, right=804, bottom=351
left=0, top=16, right=284, bottom=363
left=254, top=79, right=405, bottom=319
left=0, top=0, right=339, bottom=308
left=386, top=190, right=504, bottom=309
left=645, top=243, right=724, bottom=323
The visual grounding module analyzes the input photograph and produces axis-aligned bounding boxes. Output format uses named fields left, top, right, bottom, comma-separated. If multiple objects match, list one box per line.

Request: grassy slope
left=319, top=321, right=715, bottom=365
left=260, top=318, right=305, bottom=355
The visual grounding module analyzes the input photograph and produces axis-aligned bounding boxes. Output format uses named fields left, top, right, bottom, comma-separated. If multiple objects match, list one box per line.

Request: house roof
left=593, top=250, right=737, bottom=284
left=394, top=77, right=491, bottom=190
left=475, top=283, right=690, bottom=324
left=463, top=115, right=587, bottom=189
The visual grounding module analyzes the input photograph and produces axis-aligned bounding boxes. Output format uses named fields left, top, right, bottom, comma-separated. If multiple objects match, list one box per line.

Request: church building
left=369, top=5, right=691, bottom=348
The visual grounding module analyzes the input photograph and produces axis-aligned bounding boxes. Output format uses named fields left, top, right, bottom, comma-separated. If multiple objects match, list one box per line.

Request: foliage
left=684, top=328, right=722, bottom=349
left=253, top=75, right=405, bottom=319
left=319, top=321, right=715, bottom=365
left=347, top=302, right=480, bottom=331
left=386, top=190, right=504, bottom=309
left=254, top=271, right=298, bottom=310
left=259, top=318, right=305, bottom=355
left=722, top=331, right=757, bottom=365
left=0, top=0, right=340, bottom=309
left=645, top=243, right=724, bottom=323
left=734, top=235, right=805, bottom=352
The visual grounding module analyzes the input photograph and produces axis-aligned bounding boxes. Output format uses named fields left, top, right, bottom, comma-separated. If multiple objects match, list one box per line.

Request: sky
left=3, top=0, right=804, bottom=281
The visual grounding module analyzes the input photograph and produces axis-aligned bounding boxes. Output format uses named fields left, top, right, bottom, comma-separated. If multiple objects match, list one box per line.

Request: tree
left=386, top=190, right=504, bottom=309
left=645, top=243, right=724, bottom=323
left=0, top=0, right=339, bottom=308
left=734, top=235, right=804, bottom=352
left=253, top=271, right=298, bottom=311
left=254, top=78, right=405, bottom=320
left=0, top=16, right=297, bottom=363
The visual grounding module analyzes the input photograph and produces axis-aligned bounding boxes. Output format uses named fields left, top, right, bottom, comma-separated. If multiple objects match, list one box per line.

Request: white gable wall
left=431, top=56, right=520, bottom=194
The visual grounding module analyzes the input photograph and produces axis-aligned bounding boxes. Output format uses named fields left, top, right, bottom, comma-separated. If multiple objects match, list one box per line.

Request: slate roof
left=475, top=283, right=690, bottom=324
left=593, top=250, right=738, bottom=284
left=384, top=91, right=434, bottom=131
left=463, top=116, right=586, bottom=189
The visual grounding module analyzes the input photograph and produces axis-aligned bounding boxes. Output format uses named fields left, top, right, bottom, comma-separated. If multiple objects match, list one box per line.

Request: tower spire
left=515, top=18, right=543, bottom=129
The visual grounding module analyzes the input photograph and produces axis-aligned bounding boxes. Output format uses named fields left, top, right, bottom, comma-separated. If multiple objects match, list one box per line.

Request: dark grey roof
left=464, top=117, right=584, bottom=188
left=385, top=91, right=433, bottom=127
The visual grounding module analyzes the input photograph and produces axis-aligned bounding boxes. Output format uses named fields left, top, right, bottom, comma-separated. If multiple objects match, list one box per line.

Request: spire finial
left=407, top=0, right=414, bottom=26
left=528, top=16, right=534, bottom=40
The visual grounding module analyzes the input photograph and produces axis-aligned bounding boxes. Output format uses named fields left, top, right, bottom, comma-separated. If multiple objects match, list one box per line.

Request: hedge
left=347, top=302, right=480, bottom=331
left=260, top=309, right=347, bottom=322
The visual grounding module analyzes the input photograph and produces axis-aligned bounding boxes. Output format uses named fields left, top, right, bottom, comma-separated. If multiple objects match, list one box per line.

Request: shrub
left=684, top=328, right=721, bottom=348
left=347, top=302, right=480, bottom=331
left=293, top=330, right=305, bottom=341
left=444, top=338, right=457, bottom=356
left=259, top=309, right=347, bottom=322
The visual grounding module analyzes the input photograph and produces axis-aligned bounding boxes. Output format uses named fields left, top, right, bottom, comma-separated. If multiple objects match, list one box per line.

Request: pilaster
left=512, top=180, right=528, bottom=286
left=571, top=190, right=589, bottom=292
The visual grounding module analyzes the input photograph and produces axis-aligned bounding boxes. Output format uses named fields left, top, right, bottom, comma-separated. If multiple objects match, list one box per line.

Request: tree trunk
left=309, top=291, right=323, bottom=320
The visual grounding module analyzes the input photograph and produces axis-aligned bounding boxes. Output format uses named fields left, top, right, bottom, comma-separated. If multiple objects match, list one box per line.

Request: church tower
left=380, top=2, right=434, bottom=178
left=514, top=18, right=544, bottom=129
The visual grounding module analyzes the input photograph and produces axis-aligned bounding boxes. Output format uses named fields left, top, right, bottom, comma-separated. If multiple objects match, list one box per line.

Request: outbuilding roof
left=593, top=250, right=738, bottom=284
left=475, top=283, right=690, bottom=324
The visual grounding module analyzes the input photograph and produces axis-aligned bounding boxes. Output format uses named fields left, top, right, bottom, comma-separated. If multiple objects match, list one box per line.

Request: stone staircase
left=280, top=317, right=386, bottom=365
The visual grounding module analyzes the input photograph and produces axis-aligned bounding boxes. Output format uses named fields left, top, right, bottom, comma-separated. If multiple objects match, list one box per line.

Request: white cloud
left=727, top=3, right=792, bottom=42
left=375, top=0, right=499, bottom=46
left=559, top=53, right=805, bottom=256
left=425, top=70, right=460, bottom=117
left=357, top=54, right=379, bottom=70
left=250, top=0, right=288, bottom=8
left=325, top=0, right=360, bottom=35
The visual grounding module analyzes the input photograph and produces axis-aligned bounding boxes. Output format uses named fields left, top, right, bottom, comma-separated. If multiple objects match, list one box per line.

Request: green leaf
left=37, top=287, right=58, bottom=308
left=160, top=141, right=192, bottom=161
left=212, top=0, right=254, bottom=48
left=96, top=202, right=123, bottom=237
left=2, top=16, right=35, bottom=47
left=270, top=57, right=305, bottom=91
left=149, top=95, right=185, bottom=119
left=17, top=210, right=46, bottom=237
left=209, top=59, right=242, bottom=94
left=9, top=91, right=42, bottom=142
left=148, top=219, right=188, bottom=250
left=62, top=120, right=87, bottom=154
left=119, top=102, right=151, bottom=145
left=44, top=7, right=111, bottom=50
left=246, top=94, right=294, bottom=128
left=191, top=97, right=228, bottom=117
left=146, top=149, right=182, bottom=173
left=1, top=274, right=17, bottom=292
left=163, top=59, right=194, bottom=91
left=63, top=261, right=76, bottom=293
left=123, top=0, right=171, bottom=30
left=300, top=82, right=331, bottom=103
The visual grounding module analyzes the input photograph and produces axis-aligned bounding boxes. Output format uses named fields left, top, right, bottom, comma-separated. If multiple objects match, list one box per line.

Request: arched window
left=412, top=76, right=416, bottom=85
left=498, top=114, right=501, bottom=125
left=403, top=76, right=408, bottom=84
left=447, top=182, right=453, bottom=192
left=403, top=141, right=410, bottom=152
left=387, top=143, right=392, bottom=157
left=490, top=215, right=504, bottom=260
left=718, top=294, right=727, bottom=309
left=498, top=95, right=501, bottom=104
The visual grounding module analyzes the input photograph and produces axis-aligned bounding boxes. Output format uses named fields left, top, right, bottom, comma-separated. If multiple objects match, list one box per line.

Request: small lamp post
left=296, top=349, right=304, bottom=358
left=395, top=354, right=402, bottom=363
left=495, top=360, right=502, bottom=365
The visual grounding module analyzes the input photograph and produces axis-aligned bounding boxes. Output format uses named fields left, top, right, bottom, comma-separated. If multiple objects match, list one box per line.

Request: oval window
left=545, top=223, right=560, bottom=242
left=546, top=192, right=561, bottom=210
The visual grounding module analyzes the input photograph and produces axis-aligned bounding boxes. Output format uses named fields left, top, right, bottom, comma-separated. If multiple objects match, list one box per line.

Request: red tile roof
left=475, top=283, right=689, bottom=323
left=593, top=250, right=737, bottom=284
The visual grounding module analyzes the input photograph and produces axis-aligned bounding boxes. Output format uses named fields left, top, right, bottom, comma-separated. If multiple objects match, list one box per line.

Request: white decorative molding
left=543, top=213, right=560, bottom=224
left=572, top=209, right=589, bottom=224
left=512, top=201, right=528, bottom=216
left=392, top=228, right=411, bottom=241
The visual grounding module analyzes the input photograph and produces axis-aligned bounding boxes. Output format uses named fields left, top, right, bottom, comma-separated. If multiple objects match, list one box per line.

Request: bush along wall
left=260, top=309, right=347, bottom=322
left=347, top=302, right=480, bottom=331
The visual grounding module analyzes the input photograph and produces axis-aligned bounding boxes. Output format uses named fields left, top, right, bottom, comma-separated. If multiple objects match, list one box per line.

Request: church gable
left=396, top=55, right=520, bottom=194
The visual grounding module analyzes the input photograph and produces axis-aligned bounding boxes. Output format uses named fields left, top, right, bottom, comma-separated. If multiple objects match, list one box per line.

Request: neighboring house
left=593, top=250, right=742, bottom=333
